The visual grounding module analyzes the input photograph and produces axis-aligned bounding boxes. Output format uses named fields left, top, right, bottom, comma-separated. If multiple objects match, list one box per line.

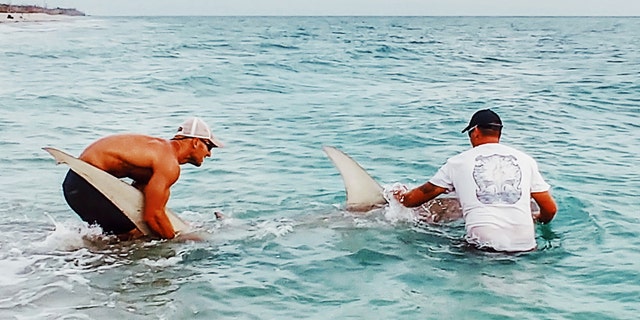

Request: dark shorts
left=62, top=170, right=137, bottom=235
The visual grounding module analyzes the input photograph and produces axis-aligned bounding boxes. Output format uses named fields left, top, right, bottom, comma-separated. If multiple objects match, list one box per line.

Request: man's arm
left=142, top=164, right=179, bottom=239
left=395, top=182, right=448, bottom=207
left=531, top=191, right=557, bottom=224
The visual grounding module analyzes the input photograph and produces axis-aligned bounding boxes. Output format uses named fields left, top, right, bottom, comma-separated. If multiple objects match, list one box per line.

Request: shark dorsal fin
left=323, top=146, right=388, bottom=211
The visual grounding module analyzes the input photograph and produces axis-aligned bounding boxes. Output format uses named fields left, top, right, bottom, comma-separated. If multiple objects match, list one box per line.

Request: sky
left=8, top=0, right=640, bottom=16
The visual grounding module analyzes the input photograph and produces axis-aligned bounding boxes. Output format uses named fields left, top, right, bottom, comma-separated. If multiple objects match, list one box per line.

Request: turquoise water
left=1, top=16, right=639, bottom=319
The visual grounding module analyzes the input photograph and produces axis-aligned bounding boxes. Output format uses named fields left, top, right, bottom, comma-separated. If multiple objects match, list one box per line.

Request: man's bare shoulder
left=85, top=133, right=162, bottom=147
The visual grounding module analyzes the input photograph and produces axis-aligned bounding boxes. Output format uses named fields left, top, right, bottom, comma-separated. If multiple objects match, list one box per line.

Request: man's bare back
left=80, top=134, right=178, bottom=181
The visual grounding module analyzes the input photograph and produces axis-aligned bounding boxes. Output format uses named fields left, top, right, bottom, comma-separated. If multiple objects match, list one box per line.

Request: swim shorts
left=62, top=170, right=137, bottom=234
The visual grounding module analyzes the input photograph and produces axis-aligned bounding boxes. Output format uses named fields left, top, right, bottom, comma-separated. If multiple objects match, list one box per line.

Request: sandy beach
left=0, top=12, right=77, bottom=23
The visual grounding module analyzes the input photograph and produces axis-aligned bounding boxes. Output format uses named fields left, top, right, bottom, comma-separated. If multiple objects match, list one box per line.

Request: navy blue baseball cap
left=461, top=109, right=503, bottom=133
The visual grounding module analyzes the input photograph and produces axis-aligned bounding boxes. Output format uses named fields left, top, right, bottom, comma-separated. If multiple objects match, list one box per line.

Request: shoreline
left=0, top=3, right=84, bottom=23
left=0, top=12, right=80, bottom=23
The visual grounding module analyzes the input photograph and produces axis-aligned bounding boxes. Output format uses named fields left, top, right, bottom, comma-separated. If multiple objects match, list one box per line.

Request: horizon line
left=83, top=14, right=640, bottom=18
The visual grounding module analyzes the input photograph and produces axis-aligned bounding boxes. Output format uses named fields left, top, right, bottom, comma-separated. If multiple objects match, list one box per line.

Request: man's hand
left=532, top=212, right=541, bottom=223
left=388, top=183, right=409, bottom=204
left=393, top=190, right=406, bottom=204
left=144, top=210, right=176, bottom=239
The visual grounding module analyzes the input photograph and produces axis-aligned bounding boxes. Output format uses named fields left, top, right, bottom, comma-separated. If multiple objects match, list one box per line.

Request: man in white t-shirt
left=394, top=109, right=557, bottom=252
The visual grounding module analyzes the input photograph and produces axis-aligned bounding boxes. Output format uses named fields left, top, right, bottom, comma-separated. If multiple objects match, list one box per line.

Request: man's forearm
left=400, top=182, right=447, bottom=207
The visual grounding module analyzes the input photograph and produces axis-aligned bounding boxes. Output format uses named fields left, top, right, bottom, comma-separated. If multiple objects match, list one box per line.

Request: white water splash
left=382, top=183, right=419, bottom=224
left=140, top=256, right=182, bottom=268
left=251, top=219, right=294, bottom=239
left=34, top=213, right=111, bottom=252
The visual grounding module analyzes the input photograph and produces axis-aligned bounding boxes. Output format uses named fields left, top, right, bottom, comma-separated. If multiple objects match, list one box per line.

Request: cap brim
left=461, top=124, right=473, bottom=133
left=208, top=136, right=224, bottom=148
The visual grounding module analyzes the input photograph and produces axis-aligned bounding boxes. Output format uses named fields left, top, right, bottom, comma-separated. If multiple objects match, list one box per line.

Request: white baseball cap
left=174, top=117, right=224, bottom=148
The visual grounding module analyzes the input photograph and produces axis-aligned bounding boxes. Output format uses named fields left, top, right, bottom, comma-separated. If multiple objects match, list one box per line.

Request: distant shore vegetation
left=0, top=3, right=84, bottom=16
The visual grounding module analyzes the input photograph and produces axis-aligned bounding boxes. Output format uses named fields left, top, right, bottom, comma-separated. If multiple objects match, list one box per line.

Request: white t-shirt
left=429, top=143, right=550, bottom=251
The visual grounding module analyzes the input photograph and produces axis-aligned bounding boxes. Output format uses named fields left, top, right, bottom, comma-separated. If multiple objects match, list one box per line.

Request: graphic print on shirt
left=472, top=154, right=522, bottom=204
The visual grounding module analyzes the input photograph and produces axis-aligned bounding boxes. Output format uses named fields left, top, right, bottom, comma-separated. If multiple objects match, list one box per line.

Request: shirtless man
left=394, top=109, right=557, bottom=252
left=62, top=117, right=223, bottom=239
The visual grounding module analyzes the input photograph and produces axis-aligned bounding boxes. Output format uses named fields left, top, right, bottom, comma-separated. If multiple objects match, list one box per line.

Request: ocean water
left=1, top=16, right=639, bottom=319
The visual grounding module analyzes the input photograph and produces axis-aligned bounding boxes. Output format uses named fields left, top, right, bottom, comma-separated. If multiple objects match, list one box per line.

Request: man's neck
left=472, top=136, right=500, bottom=147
